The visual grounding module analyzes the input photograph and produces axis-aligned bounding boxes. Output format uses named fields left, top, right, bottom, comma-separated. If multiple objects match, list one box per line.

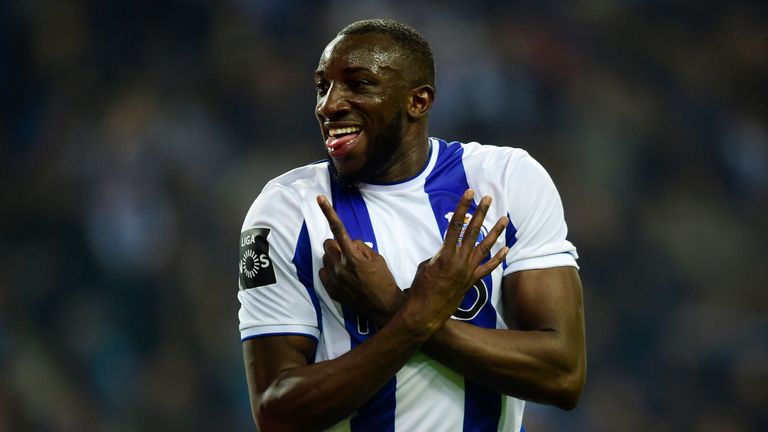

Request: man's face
left=314, top=33, right=410, bottom=185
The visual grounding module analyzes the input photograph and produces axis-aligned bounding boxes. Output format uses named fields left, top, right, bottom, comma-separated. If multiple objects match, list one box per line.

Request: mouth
left=325, top=125, right=363, bottom=158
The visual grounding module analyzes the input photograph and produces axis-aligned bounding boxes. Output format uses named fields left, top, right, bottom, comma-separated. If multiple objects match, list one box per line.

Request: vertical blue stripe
left=329, top=168, right=396, bottom=432
left=293, top=222, right=322, bottom=339
left=423, top=139, right=498, bottom=329
left=423, top=139, right=502, bottom=431
left=502, top=212, right=518, bottom=271
left=463, top=380, right=501, bottom=432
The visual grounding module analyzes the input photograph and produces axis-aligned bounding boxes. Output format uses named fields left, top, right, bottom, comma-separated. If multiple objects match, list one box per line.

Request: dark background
left=1, top=1, right=766, bottom=430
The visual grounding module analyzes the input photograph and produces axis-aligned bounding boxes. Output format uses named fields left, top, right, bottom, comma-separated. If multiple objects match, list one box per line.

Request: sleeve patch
left=239, top=228, right=277, bottom=289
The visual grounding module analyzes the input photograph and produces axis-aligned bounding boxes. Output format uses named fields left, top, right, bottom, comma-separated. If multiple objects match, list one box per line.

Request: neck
left=370, top=132, right=430, bottom=184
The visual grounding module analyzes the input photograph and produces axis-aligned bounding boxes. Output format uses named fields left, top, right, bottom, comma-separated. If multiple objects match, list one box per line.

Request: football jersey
left=238, top=137, right=578, bottom=431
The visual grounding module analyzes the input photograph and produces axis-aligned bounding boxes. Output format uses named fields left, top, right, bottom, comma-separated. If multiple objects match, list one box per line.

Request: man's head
left=338, top=19, right=435, bottom=88
left=315, top=19, right=436, bottom=186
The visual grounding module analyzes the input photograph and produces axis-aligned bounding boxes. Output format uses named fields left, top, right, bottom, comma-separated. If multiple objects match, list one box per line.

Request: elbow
left=256, top=414, right=292, bottom=432
left=550, top=356, right=586, bottom=411
left=551, top=377, right=583, bottom=411
left=252, top=400, right=277, bottom=432
left=255, top=405, right=299, bottom=432
left=253, top=392, right=301, bottom=432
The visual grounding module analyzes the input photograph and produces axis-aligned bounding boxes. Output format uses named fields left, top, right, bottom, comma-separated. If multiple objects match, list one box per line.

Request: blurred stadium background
left=1, top=1, right=766, bottom=430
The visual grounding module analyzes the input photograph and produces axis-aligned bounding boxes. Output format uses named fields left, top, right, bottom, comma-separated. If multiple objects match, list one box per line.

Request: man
left=238, top=19, right=586, bottom=431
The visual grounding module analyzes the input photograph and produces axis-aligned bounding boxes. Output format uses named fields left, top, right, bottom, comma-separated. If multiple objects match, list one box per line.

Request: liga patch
left=239, top=227, right=277, bottom=289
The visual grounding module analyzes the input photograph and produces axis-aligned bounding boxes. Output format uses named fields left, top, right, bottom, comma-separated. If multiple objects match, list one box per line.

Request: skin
left=314, top=32, right=434, bottom=184
left=243, top=32, right=586, bottom=431
left=245, top=191, right=509, bottom=431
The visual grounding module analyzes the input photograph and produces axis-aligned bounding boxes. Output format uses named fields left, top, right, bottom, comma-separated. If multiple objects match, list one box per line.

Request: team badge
left=239, top=228, right=276, bottom=289
left=444, top=212, right=487, bottom=246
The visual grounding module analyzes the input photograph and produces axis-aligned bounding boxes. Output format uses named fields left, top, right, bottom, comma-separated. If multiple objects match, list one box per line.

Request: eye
left=350, top=79, right=373, bottom=90
left=315, top=80, right=329, bottom=96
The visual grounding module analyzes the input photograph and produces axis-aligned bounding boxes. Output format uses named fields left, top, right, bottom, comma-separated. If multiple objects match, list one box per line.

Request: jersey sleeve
left=502, top=153, right=578, bottom=275
left=237, top=182, right=320, bottom=342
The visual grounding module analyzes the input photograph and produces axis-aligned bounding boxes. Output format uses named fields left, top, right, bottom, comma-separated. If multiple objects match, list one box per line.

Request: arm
left=243, top=191, right=508, bottom=431
left=420, top=152, right=587, bottom=408
left=330, top=264, right=586, bottom=410
left=422, top=266, right=586, bottom=409
left=243, top=313, right=431, bottom=431
left=320, top=155, right=586, bottom=408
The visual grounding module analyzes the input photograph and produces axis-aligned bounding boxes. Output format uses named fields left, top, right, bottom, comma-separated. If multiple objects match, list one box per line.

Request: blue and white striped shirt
left=238, top=138, right=578, bottom=431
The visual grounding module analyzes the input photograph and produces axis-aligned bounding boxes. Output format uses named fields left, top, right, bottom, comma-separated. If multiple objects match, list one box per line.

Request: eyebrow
left=314, top=65, right=394, bottom=77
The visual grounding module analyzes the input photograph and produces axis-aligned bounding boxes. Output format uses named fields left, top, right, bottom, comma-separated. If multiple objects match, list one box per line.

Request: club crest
left=444, top=212, right=487, bottom=246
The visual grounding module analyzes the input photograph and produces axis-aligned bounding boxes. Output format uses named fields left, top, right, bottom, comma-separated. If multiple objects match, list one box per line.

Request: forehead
left=316, top=33, right=405, bottom=76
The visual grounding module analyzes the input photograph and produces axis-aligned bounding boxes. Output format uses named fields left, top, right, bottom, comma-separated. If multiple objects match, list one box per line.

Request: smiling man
left=238, top=19, right=586, bottom=431
left=317, top=29, right=433, bottom=186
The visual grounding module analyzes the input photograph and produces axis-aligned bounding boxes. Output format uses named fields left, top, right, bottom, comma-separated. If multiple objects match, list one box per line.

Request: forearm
left=423, top=319, right=586, bottom=409
left=252, top=307, right=434, bottom=431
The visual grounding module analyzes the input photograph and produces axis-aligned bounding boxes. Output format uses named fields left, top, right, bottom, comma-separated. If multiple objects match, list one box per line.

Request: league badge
left=239, top=228, right=277, bottom=289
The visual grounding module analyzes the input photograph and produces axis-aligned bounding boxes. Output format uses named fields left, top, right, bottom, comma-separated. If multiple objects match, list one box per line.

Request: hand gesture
left=317, top=195, right=405, bottom=324
left=404, top=189, right=509, bottom=333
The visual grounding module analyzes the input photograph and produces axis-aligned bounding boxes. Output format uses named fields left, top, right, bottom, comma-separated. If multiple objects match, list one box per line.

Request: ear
left=406, top=85, right=435, bottom=120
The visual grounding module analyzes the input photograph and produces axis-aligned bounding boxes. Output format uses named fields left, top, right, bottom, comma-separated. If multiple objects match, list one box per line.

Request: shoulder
left=242, top=161, right=330, bottom=231
left=433, top=137, right=544, bottom=183
left=265, top=160, right=330, bottom=197
left=434, top=138, right=530, bottom=168
left=467, top=141, right=535, bottom=171
left=254, top=161, right=330, bottom=206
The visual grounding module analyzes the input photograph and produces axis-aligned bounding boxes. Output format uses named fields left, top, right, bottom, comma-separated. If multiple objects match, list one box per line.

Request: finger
left=317, top=195, right=357, bottom=257
left=443, top=189, right=474, bottom=249
left=322, top=239, right=342, bottom=266
left=473, top=246, right=510, bottom=280
left=460, top=195, right=492, bottom=255
left=319, top=267, right=330, bottom=287
left=323, top=239, right=341, bottom=260
left=470, top=215, right=508, bottom=267
left=323, top=238, right=341, bottom=254
left=353, top=240, right=374, bottom=259
left=323, top=248, right=339, bottom=270
left=319, top=267, right=339, bottom=299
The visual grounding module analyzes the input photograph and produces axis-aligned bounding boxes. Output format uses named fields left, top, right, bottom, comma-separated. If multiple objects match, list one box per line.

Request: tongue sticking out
left=326, top=133, right=360, bottom=157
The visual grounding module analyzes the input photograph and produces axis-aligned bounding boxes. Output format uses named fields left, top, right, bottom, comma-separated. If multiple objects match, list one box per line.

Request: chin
left=328, top=158, right=368, bottom=187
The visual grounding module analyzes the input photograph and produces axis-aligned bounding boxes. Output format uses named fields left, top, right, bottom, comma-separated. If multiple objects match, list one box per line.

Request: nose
left=316, top=83, right=351, bottom=120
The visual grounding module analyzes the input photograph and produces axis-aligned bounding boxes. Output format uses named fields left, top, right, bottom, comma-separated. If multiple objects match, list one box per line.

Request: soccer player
left=238, top=19, right=586, bottom=431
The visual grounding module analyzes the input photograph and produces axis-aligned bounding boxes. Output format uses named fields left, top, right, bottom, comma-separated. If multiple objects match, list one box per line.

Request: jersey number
left=451, top=279, right=489, bottom=321
left=349, top=279, right=488, bottom=341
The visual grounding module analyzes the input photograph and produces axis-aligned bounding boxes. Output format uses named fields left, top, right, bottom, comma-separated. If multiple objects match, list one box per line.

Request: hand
left=317, top=195, right=405, bottom=324
left=404, top=189, right=509, bottom=333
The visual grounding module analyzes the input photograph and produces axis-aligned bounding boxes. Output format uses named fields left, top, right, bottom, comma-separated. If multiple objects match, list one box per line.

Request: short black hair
left=338, top=19, right=435, bottom=87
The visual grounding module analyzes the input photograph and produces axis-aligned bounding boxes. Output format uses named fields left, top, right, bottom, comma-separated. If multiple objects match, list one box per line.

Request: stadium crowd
left=1, top=1, right=766, bottom=430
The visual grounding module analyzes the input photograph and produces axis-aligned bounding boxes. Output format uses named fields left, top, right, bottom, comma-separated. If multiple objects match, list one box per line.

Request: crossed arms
left=243, top=190, right=586, bottom=431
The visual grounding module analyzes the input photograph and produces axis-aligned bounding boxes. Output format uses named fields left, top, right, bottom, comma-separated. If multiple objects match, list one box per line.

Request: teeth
left=329, top=126, right=361, bottom=137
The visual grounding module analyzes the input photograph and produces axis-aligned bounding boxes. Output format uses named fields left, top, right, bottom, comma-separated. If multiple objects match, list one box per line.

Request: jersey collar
left=358, top=138, right=438, bottom=192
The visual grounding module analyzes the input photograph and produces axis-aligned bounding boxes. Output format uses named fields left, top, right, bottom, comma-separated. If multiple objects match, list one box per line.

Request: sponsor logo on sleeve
left=239, top=228, right=277, bottom=289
